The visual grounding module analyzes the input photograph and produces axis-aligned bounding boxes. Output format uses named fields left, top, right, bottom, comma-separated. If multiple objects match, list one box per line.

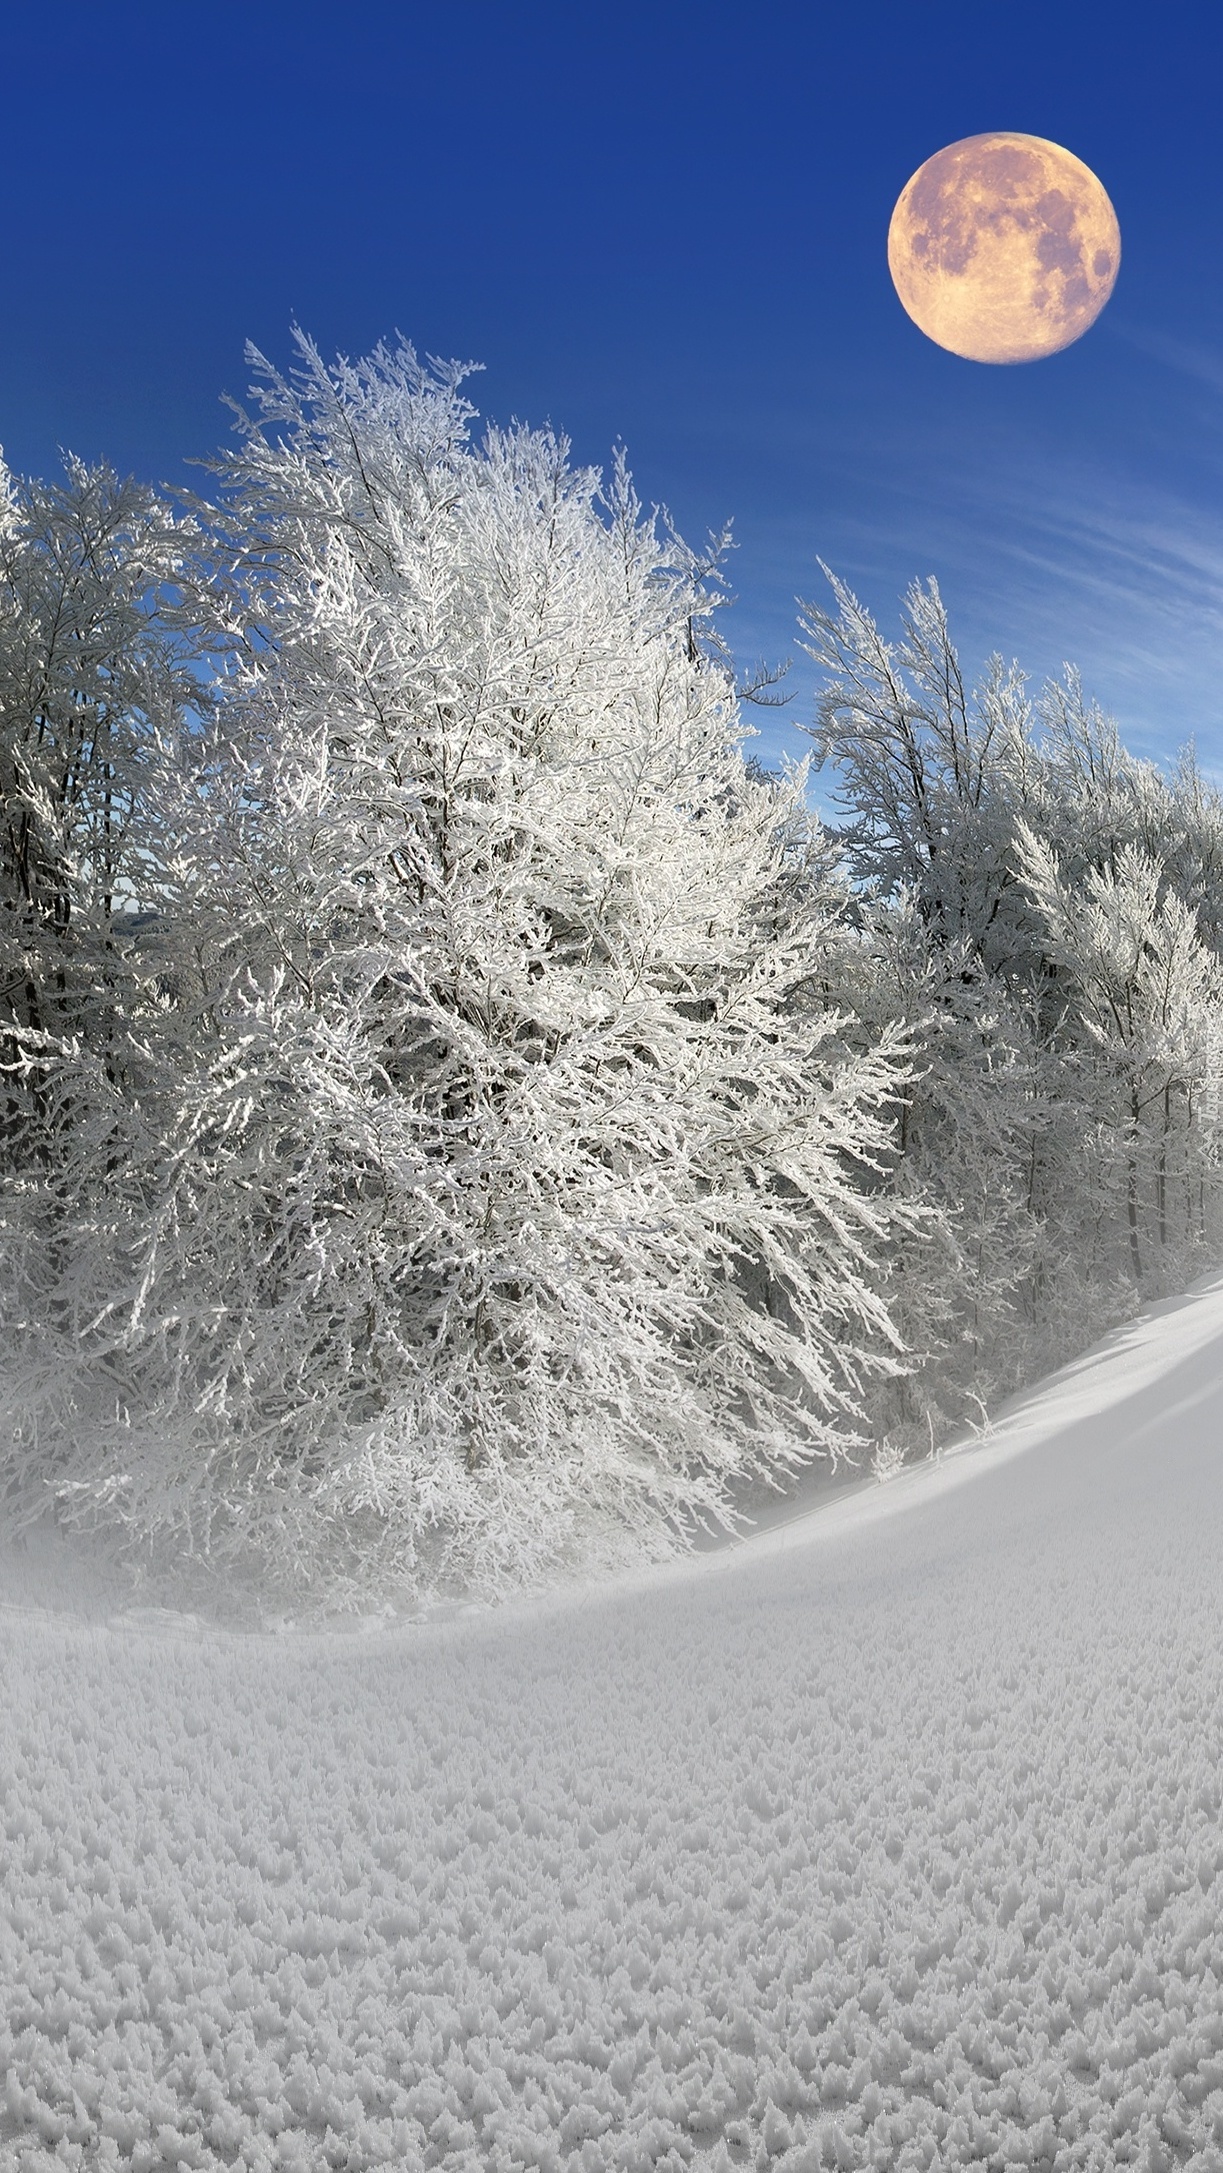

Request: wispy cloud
left=726, top=447, right=1223, bottom=780
left=672, top=319, right=1223, bottom=781
left=1106, top=319, right=1223, bottom=403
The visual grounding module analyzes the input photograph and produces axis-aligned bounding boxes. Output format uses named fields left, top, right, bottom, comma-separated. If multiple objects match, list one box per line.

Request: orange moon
left=888, top=133, right=1120, bottom=363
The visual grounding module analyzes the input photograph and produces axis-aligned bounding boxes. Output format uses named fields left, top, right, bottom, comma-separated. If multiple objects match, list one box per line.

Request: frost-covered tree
left=10, top=359, right=1223, bottom=1600
left=3, top=338, right=914, bottom=1602
left=1018, top=829, right=1223, bottom=1280
left=800, top=568, right=1039, bottom=971
left=0, top=460, right=207, bottom=1542
left=0, top=459, right=200, bottom=1155
left=803, top=568, right=1223, bottom=1443
left=822, top=904, right=1045, bottom=1452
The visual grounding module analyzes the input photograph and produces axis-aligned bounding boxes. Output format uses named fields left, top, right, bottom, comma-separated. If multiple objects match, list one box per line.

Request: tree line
left=2, top=335, right=1220, bottom=1605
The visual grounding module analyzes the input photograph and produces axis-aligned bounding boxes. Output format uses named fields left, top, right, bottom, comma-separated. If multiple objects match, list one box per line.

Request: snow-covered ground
left=5, top=1278, right=1223, bottom=2172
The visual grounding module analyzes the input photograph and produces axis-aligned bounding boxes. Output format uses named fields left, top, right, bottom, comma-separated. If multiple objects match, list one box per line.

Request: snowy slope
left=5, top=1279, right=1223, bottom=2171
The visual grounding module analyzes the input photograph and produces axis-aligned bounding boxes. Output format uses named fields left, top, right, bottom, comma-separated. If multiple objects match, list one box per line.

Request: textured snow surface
left=6, top=1282, right=1223, bottom=2172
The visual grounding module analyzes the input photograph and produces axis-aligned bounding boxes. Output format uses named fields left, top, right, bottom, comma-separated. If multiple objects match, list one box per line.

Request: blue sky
left=6, top=1, right=1223, bottom=780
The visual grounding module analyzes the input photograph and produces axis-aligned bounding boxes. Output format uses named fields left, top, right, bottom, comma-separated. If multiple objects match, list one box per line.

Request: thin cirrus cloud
left=1108, top=321, right=1223, bottom=404
left=938, top=473, right=1223, bottom=768
left=735, top=428, right=1223, bottom=789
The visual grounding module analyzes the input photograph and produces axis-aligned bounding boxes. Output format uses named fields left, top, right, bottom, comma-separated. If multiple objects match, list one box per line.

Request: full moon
left=888, top=133, right=1120, bottom=363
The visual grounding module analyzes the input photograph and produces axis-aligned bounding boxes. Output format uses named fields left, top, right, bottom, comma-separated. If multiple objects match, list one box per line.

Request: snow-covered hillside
left=5, top=1277, right=1223, bottom=2171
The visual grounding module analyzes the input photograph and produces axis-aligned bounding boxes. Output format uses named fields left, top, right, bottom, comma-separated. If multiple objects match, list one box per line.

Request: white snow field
left=6, top=1279, right=1223, bottom=2172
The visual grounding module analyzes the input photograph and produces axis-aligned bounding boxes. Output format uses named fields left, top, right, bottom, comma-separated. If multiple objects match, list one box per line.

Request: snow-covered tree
left=3, top=338, right=914, bottom=1603
left=802, top=567, right=1223, bottom=1441
left=0, top=459, right=208, bottom=1544
left=0, top=459, right=200, bottom=1150
left=800, top=567, right=1039, bottom=971
left=1018, top=828, right=1223, bottom=1280
left=10, top=360, right=1223, bottom=1603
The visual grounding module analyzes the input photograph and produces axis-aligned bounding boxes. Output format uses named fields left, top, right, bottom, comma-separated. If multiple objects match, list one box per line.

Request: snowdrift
left=4, top=1274, right=1223, bottom=2168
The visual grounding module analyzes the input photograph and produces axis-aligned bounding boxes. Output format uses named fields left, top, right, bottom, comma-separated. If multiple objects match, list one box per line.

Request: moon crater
left=889, top=134, right=1120, bottom=364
